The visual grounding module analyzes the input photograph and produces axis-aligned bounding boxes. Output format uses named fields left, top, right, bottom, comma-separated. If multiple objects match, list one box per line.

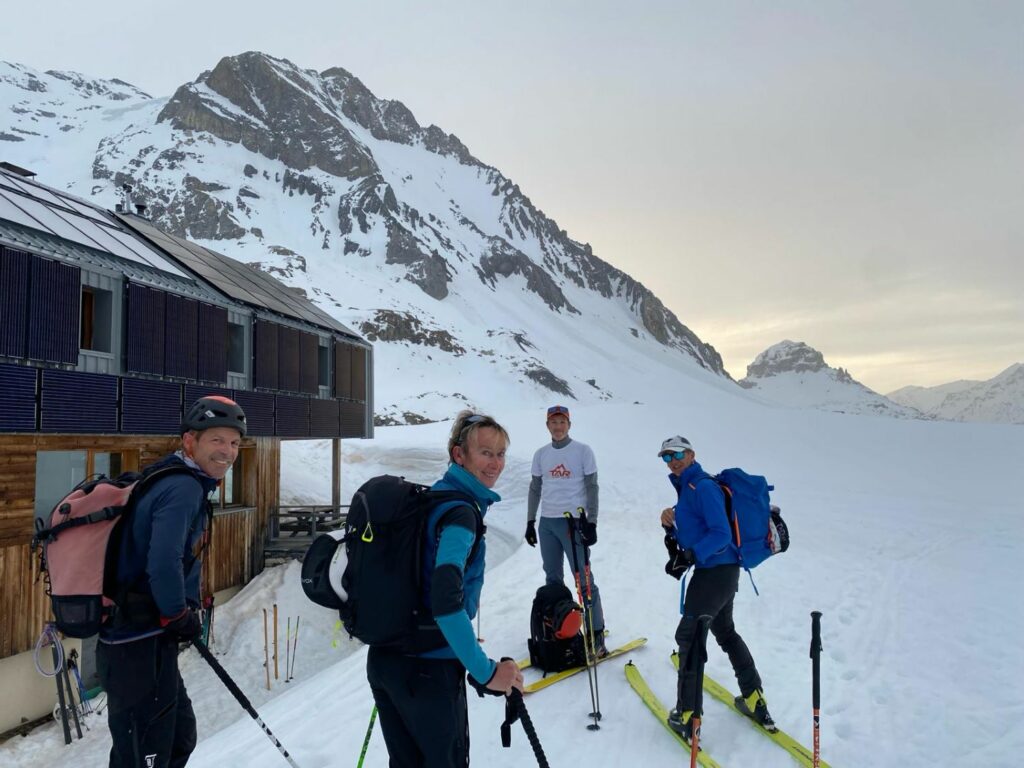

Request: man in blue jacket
left=366, top=410, right=523, bottom=766
left=97, top=396, right=246, bottom=768
left=657, top=435, right=776, bottom=740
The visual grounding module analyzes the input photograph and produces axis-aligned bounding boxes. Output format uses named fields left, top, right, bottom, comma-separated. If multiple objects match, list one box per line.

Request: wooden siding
left=0, top=433, right=280, bottom=659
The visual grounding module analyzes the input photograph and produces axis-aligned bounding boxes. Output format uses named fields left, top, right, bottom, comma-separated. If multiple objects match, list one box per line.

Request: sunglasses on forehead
left=660, top=450, right=688, bottom=463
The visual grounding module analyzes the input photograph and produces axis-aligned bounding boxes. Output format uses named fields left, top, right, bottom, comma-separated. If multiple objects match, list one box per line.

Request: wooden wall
left=0, top=433, right=280, bottom=660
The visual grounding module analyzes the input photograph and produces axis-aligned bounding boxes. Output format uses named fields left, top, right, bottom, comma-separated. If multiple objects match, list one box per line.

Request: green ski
left=624, top=660, right=724, bottom=768
left=671, top=652, right=830, bottom=768
left=522, top=637, right=647, bottom=694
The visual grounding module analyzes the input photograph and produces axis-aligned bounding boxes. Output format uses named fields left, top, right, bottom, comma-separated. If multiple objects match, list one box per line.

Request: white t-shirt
left=531, top=440, right=598, bottom=518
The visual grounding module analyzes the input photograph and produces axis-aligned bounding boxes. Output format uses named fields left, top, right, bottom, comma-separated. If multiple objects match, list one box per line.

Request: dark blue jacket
left=669, top=461, right=737, bottom=568
left=102, top=453, right=219, bottom=641
left=420, top=464, right=500, bottom=685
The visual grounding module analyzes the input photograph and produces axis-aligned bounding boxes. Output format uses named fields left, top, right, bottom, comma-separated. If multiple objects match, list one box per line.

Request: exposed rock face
left=745, top=340, right=829, bottom=378
left=359, top=310, right=466, bottom=355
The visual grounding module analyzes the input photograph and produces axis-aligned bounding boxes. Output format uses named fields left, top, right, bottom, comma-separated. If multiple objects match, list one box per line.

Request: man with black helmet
left=97, top=395, right=246, bottom=768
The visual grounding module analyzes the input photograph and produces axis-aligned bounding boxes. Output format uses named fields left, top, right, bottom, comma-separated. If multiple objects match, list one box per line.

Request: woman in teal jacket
left=366, top=411, right=523, bottom=767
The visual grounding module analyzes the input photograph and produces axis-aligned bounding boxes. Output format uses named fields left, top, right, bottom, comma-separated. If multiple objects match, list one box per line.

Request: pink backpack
left=31, top=466, right=193, bottom=638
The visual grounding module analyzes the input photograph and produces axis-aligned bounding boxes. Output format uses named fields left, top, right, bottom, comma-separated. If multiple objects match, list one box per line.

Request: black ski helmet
left=181, top=396, right=247, bottom=437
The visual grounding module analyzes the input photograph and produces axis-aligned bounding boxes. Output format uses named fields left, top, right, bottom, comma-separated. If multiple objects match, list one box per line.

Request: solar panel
left=0, top=363, right=37, bottom=432
left=0, top=177, right=189, bottom=279
left=117, top=214, right=363, bottom=338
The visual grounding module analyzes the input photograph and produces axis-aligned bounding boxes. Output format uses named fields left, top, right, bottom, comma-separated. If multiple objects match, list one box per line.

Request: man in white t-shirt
left=525, top=404, right=606, bottom=656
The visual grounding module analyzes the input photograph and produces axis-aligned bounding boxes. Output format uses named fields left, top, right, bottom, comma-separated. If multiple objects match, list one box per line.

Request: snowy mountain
left=0, top=53, right=728, bottom=424
left=739, top=340, right=924, bottom=419
left=888, top=363, right=1024, bottom=424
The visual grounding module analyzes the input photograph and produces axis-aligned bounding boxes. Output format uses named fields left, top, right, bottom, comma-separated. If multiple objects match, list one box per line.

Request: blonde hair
left=447, top=410, right=510, bottom=463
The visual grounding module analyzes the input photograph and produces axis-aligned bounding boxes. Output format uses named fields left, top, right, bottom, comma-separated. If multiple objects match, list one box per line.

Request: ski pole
left=564, top=511, right=600, bottom=730
left=289, top=616, right=300, bottom=681
left=263, top=608, right=271, bottom=690
left=273, top=603, right=279, bottom=680
left=579, top=509, right=603, bottom=723
left=285, top=617, right=291, bottom=683
left=501, top=688, right=550, bottom=768
left=356, top=706, right=377, bottom=768
left=193, top=639, right=302, bottom=768
left=811, top=611, right=823, bottom=768
left=689, top=615, right=712, bottom=768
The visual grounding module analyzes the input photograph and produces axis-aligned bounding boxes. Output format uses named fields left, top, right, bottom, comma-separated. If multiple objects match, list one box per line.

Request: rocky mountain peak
left=744, top=340, right=830, bottom=378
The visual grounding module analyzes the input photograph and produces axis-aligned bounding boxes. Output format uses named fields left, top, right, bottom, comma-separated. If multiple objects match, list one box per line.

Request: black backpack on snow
left=527, top=583, right=586, bottom=672
left=301, top=474, right=481, bottom=653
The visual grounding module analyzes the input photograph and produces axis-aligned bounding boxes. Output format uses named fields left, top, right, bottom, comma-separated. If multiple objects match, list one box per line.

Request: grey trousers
left=538, top=516, right=605, bottom=632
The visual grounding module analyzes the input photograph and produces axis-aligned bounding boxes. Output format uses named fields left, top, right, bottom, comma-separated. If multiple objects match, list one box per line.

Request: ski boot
left=735, top=689, right=778, bottom=733
left=666, top=707, right=695, bottom=741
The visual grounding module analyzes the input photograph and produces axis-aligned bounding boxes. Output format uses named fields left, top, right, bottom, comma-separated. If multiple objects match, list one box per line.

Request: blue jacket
left=669, top=461, right=737, bottom=568
left=102, top=453, right=219, bottom=641
left=420, top=463, right=500, bottom=685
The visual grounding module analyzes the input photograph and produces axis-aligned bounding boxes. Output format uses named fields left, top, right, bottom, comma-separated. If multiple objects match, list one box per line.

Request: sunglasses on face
left=660, top=451, right=687, bottom=463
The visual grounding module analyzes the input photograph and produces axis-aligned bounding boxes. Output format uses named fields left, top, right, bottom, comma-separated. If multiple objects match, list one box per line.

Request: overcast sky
left=3, top=1, right=1021, bottom=391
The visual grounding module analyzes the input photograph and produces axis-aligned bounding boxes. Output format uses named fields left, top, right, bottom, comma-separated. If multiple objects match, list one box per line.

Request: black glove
left=162, top=608, right=202, bottom=641
left=580, top=519, right=597, bottom=547
left=524, top=520, right=537, bottom=547
left=468, top=664, right=506, bottom=698
left=663, top=526, right=678, bottom=557
left=664, top=548, right=695, bottom=580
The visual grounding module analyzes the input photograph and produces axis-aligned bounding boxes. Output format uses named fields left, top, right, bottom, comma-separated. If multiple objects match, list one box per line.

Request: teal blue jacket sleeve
left=432, top=524, right=495, bottom=685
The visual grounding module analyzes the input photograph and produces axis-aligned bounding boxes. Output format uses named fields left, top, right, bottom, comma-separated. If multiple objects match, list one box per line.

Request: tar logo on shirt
left=549, top=463, right=571, bottom=478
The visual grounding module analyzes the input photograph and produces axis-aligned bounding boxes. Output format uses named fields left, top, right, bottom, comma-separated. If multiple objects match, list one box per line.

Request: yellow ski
left=624, top=660, right=724, bottom=768
left=522, top=637, right=647, bottom=694
left=671, top=652, right=830, bottom=768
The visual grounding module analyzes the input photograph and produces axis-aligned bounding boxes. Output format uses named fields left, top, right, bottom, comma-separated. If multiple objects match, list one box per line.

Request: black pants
left=97, top=634, right=197, bottom=768
left=366, top=647, right=470, bottom=767
left=675, top=564, right=762, bottom=712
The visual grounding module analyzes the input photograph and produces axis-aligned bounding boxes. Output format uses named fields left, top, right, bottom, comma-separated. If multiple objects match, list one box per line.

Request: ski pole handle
left=810, top=611, right=823, bottom=768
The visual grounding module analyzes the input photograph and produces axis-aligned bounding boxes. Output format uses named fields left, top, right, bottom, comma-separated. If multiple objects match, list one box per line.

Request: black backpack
left=527, top=583, right=586, bottom=672
left=301, top=474, right=481, bottom=653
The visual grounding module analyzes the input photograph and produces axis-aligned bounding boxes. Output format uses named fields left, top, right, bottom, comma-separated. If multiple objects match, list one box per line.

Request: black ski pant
left=366, top=647, right=470, bottom=767
left=675, top=564, right=762, bottom=713
left=97, top=633, right=197, bottom=768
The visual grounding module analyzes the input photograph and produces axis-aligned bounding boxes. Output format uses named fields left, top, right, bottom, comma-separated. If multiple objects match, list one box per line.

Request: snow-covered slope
left=739, top=340, right=924, bottom=419
left=888, top=363, right=1024, bottom=424
left=1, top=53, right=729, bottom=423
left=3, top=396, right=1022, bottom=768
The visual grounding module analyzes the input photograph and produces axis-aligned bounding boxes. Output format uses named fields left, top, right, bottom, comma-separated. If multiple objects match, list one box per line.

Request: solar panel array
left=0, top=172, right=188, bottom=278
left=118, top=214, right=361, bottom=339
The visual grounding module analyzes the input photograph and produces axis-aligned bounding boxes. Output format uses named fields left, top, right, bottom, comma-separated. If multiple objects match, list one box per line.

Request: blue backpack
left=693, top=468, right=790, bottom=590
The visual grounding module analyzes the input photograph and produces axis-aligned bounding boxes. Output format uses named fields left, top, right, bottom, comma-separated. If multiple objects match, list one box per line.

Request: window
left=35, top=450, right=123, bottom=523
left=228, top=322, right=246, bottom=373
left=318, top=343, right=330, bottom=388
left=80, top=286, right=113, bottom=352
left=210, top=449, right=247, bottom=509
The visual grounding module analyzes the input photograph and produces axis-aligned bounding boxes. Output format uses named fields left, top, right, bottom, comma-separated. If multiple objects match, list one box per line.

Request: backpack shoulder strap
left=430, top=492, right=485, bottom=565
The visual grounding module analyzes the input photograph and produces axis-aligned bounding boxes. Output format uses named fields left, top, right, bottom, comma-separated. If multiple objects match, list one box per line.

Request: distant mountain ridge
left=740, top=340, right=924, bottom=419
left=887, top=364, right=1024, bottom=425
left=1, top=53, right=727, bottom=423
